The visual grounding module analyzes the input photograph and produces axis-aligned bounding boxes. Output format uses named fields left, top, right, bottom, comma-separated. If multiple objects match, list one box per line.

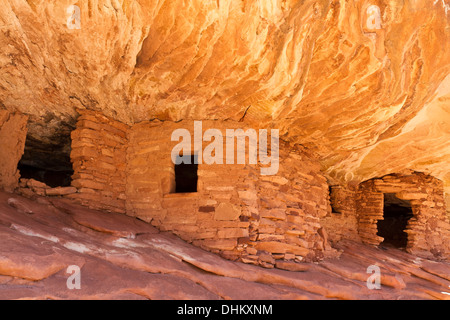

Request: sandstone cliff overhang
left=0, top=0, right=449, bottom=189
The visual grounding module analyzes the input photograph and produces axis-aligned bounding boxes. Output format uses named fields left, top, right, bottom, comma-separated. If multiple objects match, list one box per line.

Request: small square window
left=174, top=154, right=198, bottom=193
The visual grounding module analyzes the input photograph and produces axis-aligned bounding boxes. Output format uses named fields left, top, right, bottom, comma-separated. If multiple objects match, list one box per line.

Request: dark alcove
left=18, top=124, right=74, bottom=188
left=377, top=193, right=414, bottom=249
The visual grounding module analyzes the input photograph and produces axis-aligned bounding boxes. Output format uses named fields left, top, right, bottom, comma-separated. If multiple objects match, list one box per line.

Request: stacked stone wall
left=321, top=185, right=361, bottom=244
left=68, top=110, right=129, bottom=213
left=357, top=173, right=450, bottom=260
left=126, top=120, right=333, bottom=266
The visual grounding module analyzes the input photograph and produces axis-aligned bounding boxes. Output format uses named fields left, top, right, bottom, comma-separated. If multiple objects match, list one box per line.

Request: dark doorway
left=377, top=193, right=413, bottom=249
left=18, top=163, right=73, bottom=188
left=18, top=128, right=74, bottom=188
left=174, top=154, right=198, bottom=193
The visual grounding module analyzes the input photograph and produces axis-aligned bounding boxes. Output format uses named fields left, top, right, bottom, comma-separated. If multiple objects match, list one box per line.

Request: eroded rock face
left=0, top=111, right=27, bottom=192
left=0, top=0, right=449, bottom=187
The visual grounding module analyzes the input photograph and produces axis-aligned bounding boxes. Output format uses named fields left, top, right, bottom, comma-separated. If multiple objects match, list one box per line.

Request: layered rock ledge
left=0, top=191, right=449, bottom=300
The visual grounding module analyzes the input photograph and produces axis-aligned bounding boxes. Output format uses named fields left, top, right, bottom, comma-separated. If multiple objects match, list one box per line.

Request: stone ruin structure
left=1, top=108, right=449, bottom=269
left=324, top=173, right=450, bottom=260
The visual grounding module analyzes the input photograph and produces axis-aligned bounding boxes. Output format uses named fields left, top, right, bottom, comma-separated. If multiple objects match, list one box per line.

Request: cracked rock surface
left=0, top=191, right=449, bottom=300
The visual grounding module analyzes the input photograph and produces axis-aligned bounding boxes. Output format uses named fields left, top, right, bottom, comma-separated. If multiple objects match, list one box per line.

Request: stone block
left=258, top=252, right=275, bottom=264
left=396, top=192, right=428, bottom=200
left=72, top=179, right=104, bottom=190
left=77, top=119, right=106, bottom=132
left=259, top=261, right=275, bottom=268
left=196, top=239, right=237, bottom=251
left=286, top=215, right=304, bottom=225
left=192, top=231, right=217, bottom=240
left=163, top=211, right=197, bottom=224
left=213, top=202, right=241, bottom=221
left=26, top=179, right=50, bottom=189
left=71, top=145, right=99, bottom=159
left=237, top=190, right=258, bottom=201
left=96, top=161, right=117, bottom=172
left=46, top=187, right=77, bottom=196
left=258, top=234, right=285, bottom=241
left=260, top=176, right=289, bottom=185
left=237, top=237, right=251, bottom=244
left=254, top=241, right=309, bottom=256
left=240, top=256, right=259, bottom=265
left=198, top=206, right=215, bottom=213
left=217, top=228, right=249, bottom=239
left=260, top=209, right=286, bottom=220
left=285, top=229, right=305, bottom=236
left=161, top=195, right=198, bottom=209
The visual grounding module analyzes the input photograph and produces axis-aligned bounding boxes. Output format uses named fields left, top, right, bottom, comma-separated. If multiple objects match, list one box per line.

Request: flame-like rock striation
left=0, top=0, right=449, bottom=189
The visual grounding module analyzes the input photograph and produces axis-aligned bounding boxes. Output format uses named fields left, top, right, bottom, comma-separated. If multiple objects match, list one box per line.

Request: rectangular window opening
left=174, top=154, right=198, bottom=193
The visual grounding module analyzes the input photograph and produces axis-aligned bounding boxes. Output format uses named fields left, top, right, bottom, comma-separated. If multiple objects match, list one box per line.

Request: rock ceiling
left=0, top=0, right=449, bottom=187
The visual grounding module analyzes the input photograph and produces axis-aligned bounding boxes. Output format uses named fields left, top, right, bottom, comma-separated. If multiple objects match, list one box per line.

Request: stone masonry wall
left=0, top=110, right=28, bottom=192
left=445, top=184, right=450, bottom=219
left=321, top=185, right=361, bottom=244
left=250, top=143, right=334, bottom=265
left=67, top=110, right=129, bottom=214
left=126, top=120, right=333, bottom=267
left=355, top=188, right=384, bottom=246
left=357, top=172, right=450, bottom=260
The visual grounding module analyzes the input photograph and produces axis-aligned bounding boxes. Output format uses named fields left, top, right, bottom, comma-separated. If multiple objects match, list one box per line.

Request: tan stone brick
left=213, top=202, right=241, bottom=221
left=260, top=209, right=286, bottom=220
left=201, top=220, right=250, bottom=229
left=254, top=241, right=309, bottom=255
left=240, top=256, right=259, bottom=265
left=238, top=190, right=258, bottom=201
left=163, top=210, right=197, bottom=224
left=260, top=176, right=289, bottom=185
left=192, top=231, right=217, bottom=240
left=72, top=179, right=104, bottom=190
left=161, top=196, right=198, bottom=209
left=26, top=179, right=50, bottom=189
left=286, top=215, right=304, bottom=225
left=396, top=191, right=428, bottom=200
left=258, top=234, right=285, bottom=241
left=285, top=229, right=305, bottom=236
left=217, top=228, right=249, bottom=239
left=258, top=252, right=275, bottom=264
left=196, top=239, right=237, bottom=251
left=46, top=187, right=77, bottom=196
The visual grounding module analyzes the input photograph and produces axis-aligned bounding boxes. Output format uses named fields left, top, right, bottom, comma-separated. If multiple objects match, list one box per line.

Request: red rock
left=275, top=261, right=310, bottom=272
left=7, top=198, right=33, bottom=214
left=255, top=241, right=310, bottom=256
left=0, top=191, right=449, bottom=300
left=46, top=187, right=77, bottom=196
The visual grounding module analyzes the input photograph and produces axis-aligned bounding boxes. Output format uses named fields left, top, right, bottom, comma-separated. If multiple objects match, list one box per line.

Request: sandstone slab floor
left=0, top=191, right=449, bottom=300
